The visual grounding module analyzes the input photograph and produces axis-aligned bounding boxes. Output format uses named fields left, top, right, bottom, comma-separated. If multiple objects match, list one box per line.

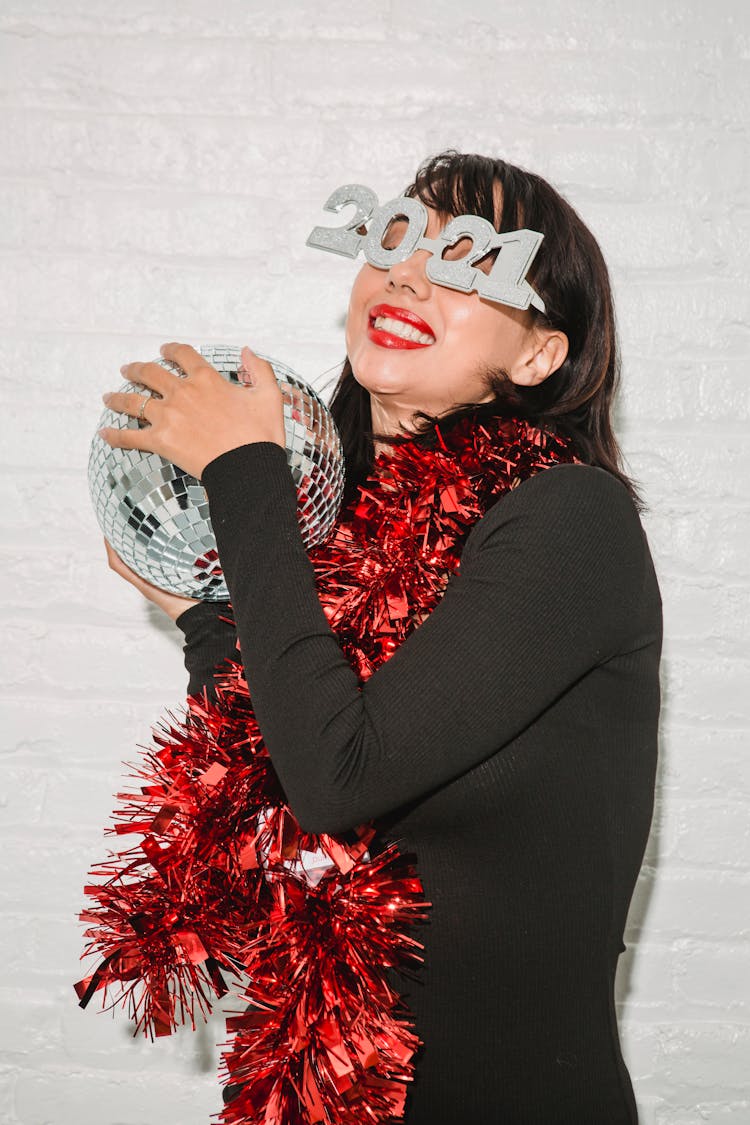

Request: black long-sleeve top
left=176, top=441, right=662, bottom=1125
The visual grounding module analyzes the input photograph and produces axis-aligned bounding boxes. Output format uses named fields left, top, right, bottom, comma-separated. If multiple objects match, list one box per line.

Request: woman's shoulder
left=461, top=463, right=662, bottom=641
left=512, top=460, right=632, bottom=501
left=465, top=462, right=647, bottom=562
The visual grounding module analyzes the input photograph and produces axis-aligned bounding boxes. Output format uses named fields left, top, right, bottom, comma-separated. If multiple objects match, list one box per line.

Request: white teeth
left=373, top=315, right=434, bottom=344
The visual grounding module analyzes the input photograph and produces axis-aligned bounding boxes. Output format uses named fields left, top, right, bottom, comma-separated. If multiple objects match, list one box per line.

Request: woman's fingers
left=98, top=420, right=157, bottom=450
left=239, top=346, right=276, bottom=389
left=104, top=537, right=141, bottom=584
left=103, top=537, right=201, bottom=620
left=119, top=359, right=174, bottom=395
left=99, top=341, right=286, bottom=478
left=102, top=390, right=161, bottom=422
left=160, top=341, right=216, bottom=378
left=105, top=534, right=155, bottom=590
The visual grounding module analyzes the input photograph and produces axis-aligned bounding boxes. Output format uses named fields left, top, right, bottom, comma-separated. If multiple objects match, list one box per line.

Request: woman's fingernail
left=98, top=427, right=108, bottom=438
left=119, top=364, right=127, bottom=374
left=102, top=393, right=111, bottom=404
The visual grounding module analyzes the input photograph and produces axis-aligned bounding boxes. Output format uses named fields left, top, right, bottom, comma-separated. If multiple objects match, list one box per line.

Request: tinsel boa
left=76, top=412, right=580, bottom=1124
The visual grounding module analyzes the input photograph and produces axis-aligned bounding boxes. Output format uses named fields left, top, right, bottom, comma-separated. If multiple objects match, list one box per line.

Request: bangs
left=404, top=150, right=524, bottom=234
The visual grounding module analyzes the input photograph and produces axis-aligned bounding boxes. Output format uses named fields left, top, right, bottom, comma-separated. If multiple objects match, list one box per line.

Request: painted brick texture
left=1, top=1, right=748, bottom=1122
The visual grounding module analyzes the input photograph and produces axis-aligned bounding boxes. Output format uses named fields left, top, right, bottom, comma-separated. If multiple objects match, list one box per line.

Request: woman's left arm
left=202, top=441, right=660, bottom=836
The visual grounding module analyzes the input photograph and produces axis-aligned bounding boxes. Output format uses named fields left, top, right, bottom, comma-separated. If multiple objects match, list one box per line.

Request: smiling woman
left=343, top=197, right=568, bottom=450
left=327, top=152, right=638, bottom=507
left=87, top=150, right=662, bottom=1125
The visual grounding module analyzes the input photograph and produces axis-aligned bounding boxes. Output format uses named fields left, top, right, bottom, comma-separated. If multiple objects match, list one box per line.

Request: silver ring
left=137, top=394, right=150, bottom=423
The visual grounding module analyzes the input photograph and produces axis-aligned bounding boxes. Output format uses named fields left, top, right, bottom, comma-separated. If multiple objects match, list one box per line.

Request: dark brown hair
left=328, top=150, right=644, bottom=511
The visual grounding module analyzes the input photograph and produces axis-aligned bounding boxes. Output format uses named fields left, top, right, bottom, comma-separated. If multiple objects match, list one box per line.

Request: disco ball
left=89, top=345, right=345, bottom=600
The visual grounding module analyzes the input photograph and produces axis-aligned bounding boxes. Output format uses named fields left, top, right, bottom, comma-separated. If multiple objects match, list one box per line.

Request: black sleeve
left=174, top=601, right=237, bottom=699
left=202, top=442, right=653, bottom=836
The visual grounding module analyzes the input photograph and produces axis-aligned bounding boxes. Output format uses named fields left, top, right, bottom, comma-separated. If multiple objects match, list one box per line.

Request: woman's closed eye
left=381, top=217, right=410, bottom=251
left=441, top=237, right=499, bottom=274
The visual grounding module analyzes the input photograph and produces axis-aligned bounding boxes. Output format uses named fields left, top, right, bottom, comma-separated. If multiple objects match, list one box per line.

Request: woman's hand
left=98, top=343, right=286, bottom=481
left=103, top=538, right=200, bottom=622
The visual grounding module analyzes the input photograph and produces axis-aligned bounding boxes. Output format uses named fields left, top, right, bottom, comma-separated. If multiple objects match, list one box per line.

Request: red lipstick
left=367, top=304, right=436, bottom=350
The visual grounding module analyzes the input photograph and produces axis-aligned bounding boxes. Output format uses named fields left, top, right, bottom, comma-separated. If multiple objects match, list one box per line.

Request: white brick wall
left=1, top=1, right=747, bottom=1121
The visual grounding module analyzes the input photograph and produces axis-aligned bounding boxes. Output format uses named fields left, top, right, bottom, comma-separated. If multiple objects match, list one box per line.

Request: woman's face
left=345, top=202, right=539, bottom=426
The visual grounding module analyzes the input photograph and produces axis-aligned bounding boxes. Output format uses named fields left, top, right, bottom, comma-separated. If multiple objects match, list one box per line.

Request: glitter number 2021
left=307, top=183, right=546, bottom=313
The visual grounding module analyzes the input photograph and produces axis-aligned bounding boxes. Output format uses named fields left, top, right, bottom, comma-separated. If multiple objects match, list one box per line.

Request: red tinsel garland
left=77, top=412, right=580, bottom=1124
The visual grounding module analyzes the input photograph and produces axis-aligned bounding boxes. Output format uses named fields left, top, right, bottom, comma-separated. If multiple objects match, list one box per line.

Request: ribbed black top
left=176, top=441, right=662, bottom=1125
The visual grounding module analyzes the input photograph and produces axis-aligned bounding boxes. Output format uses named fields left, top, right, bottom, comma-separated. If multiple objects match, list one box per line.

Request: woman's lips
left=367, top=304, right=436, bottom=350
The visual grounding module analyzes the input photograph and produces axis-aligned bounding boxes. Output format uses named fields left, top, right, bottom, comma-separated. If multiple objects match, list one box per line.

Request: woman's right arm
left=103, top=538, right=238, bottom=701
left=175, top=601, right=238, bottom=699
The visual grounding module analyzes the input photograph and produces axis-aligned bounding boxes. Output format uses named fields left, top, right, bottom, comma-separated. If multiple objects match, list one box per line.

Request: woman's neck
left=369, top=395, right=420, bottom=459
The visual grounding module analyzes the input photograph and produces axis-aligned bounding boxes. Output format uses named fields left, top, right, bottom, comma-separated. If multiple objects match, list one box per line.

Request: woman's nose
left=385, top=249, right=432, bottom=298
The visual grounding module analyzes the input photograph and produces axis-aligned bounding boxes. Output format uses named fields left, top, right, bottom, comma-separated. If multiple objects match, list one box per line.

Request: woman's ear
left=511, top=329, right=569, bottom=387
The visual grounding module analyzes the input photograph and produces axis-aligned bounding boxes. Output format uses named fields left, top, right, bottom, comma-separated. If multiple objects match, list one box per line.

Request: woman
left=98, top=151, right=662, bottom=1124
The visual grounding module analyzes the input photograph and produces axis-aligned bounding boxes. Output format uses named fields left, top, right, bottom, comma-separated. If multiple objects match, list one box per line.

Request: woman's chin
left=357, top=379, right=410, bottom=400
left=351, top=354, right=427, bottom=397
left=352, top=368, right=407, bottom=396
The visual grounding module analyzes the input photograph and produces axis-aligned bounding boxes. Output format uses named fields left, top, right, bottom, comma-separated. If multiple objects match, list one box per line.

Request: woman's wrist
left=173, top=599, right=204, bottom=628
left=175, top=599, right=234, bottom=633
